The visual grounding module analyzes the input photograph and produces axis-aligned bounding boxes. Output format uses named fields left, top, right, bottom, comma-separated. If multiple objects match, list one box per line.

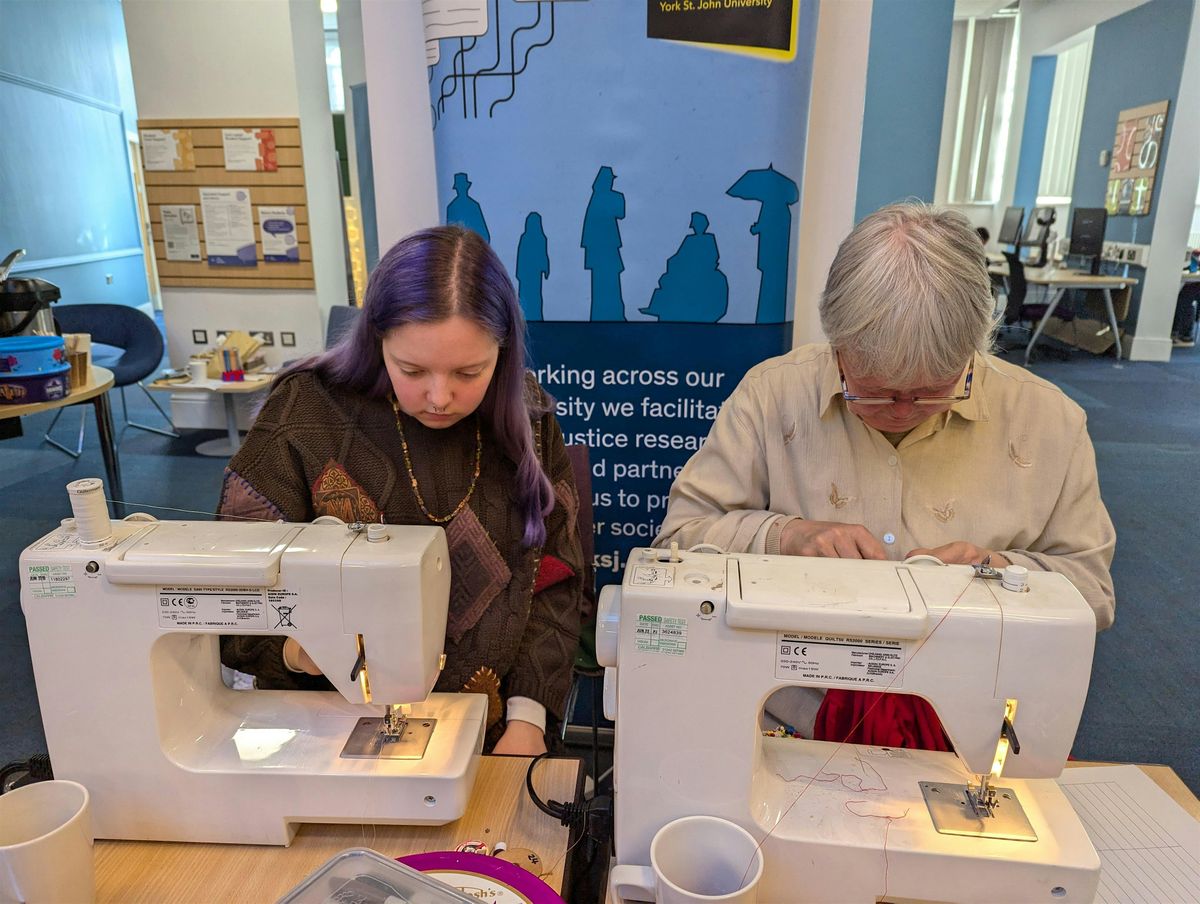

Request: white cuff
left=506, top=696, right=547, bottom=732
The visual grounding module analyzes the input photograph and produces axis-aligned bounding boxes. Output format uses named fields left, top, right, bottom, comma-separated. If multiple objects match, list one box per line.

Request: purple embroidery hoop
left=397, top=850, right=565, bottom=903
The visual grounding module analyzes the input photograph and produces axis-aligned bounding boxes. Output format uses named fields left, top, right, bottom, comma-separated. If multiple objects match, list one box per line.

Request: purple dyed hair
left=301, top=226, right=553, bottom=547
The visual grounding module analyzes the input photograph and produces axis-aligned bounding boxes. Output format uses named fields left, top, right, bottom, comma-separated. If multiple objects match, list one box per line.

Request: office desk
left=1023, top=270, right=1138, bottom=365
left=0, top=366, right=122, bottom=511
left=150, top=374, right=273, bottom=457
left=94, top=755, right=581, bottom=902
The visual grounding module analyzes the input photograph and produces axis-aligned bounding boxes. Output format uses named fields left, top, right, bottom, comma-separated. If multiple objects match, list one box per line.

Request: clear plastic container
left=277, top=848, right=480, bottom=904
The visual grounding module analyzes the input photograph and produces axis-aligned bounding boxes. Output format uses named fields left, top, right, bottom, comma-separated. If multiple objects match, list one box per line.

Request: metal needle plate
left=920, top=781, right=1038, bottom=841
left=340, top=717, right=437, bottom=760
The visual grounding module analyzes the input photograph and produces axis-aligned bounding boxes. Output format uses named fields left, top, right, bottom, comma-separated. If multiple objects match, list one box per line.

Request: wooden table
left=0, top=365, right=122, bottom=511
left=150, top=373, right=273, bottom=457
left=1022, top=269, right=1138, bottom=365
left=94, top=755, right=582, bottom=902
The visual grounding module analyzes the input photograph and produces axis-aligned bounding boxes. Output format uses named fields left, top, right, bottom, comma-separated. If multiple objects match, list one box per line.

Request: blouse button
left=887, top=455, right=898, bottom=466
left=883, top=532, right=896, bottom=545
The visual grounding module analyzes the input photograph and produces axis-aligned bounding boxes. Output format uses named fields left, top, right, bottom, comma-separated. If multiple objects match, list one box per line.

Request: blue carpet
left=2, top=340, right=1197, bottom=797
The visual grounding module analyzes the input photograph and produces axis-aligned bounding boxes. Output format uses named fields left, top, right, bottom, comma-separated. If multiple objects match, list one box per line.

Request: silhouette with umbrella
left=727, top=164, right=798, bottom=323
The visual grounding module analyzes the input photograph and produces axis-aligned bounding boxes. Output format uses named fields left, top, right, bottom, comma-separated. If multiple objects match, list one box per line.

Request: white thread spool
left=66, top=478, right=111, bottom=546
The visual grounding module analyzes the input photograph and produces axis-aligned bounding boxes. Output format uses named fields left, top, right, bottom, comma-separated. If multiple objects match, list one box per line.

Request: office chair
left=560, top=444, right=609, bottom=786
left=1001, top=252, right=1027, bottom=326
left=325, top=304, right=361, bottom=348
left=45, top=303, right=177, bottom=457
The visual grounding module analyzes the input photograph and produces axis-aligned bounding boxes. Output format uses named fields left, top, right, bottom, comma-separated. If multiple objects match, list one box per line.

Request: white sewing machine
left=599, top=548, right=1102, bottom=903
left=19, top=479, right=486, bottom=845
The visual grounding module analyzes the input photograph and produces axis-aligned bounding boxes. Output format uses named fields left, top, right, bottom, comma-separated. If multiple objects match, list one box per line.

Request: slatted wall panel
left=139, top=117, right=314, bottom=290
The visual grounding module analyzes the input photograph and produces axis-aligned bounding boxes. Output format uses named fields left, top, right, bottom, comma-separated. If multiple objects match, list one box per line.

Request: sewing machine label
left=156, top=585, right=268, bottom=628
left=26, top=563, right=76, bottom=598
left=775, top=632, right=906, bottom=687
left=631, top=565, right=675, bottom=586
left=635, top=613, right=688, bottom=655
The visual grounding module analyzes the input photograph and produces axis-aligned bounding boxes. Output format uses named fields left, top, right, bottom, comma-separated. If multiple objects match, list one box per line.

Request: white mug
left=0, top=780, right=94, bottom=904
left=610, top=815, right=763, bottom=903
left=187, top=359, right=208, bottom=382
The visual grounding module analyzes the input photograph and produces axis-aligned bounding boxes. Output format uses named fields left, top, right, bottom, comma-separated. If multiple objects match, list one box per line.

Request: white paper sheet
left=141, top=129, right=179, bottom=171
left=1058, top=765, right=1200, bottom=904
left=161, top=205, right=201, bottom=262
left=199, top=188, right=257, bottom=266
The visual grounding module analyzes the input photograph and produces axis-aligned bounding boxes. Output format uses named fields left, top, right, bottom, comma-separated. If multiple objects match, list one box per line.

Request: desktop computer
left=997, top=206, right=1024, bottom=247
left=1020, top=206, right=1057, bottom=267
left=1068, top=207, right=1107, bottom=275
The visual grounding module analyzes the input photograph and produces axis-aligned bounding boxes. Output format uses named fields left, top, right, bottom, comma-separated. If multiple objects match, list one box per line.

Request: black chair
left=1001, top=252, right=1028, bottom=326
left=45, top=303, right=177, bottom=457
left=325, top=304, right=361, bottom=348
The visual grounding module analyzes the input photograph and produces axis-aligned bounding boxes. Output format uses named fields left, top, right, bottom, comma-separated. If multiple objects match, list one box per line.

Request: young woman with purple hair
left=218, top=226, right=583, bottom=755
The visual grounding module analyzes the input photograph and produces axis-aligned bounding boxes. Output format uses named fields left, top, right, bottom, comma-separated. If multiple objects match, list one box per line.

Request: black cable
left=0, top=754, right=53, bottom=794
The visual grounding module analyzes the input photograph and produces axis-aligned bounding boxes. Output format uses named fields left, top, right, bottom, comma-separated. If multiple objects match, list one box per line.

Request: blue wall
left=1071, top=0, right=1194, bottom=245
left=855, top=0, right=955, bottom=221
left=1012, top=55, right=1057, bottom=221
left=0, top=0, right=149, bottom=310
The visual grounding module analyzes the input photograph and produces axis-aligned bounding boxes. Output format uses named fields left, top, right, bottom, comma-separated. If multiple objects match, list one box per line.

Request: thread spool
left=66, top=478, right=111, bottom=546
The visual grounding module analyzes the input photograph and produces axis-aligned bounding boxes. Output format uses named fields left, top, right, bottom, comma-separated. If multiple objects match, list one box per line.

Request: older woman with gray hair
left=654, top=202, right=1115, bottom=747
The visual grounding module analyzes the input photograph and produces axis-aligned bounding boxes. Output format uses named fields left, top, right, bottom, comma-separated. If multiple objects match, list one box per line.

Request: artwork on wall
left=1106, top=100, right=1169, bottom=217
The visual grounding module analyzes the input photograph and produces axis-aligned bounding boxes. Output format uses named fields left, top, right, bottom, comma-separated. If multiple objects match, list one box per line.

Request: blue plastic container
left=0, top=364, right=71, bottom=404
left=0, top=335, right=67, bottom=376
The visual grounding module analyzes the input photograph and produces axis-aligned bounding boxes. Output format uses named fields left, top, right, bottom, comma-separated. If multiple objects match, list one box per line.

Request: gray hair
left=819, top=202, right=995, bottom=385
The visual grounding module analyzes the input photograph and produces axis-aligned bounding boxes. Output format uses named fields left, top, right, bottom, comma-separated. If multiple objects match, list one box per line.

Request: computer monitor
left=1021, top=206, right=1056, bottom=247
left=997, top=206, right=1024, bottom=247
left=1068, top=207, right=1107, bottom=274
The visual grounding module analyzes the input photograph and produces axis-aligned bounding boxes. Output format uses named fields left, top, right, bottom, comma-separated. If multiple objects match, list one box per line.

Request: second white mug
left=610, top=815, right=763, bottom=903
left=0, top=779, right=95, bottom=904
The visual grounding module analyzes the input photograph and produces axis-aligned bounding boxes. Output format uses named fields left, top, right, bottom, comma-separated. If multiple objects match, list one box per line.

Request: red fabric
left=532, top=554, right=575, bottom=595
left=814, top=690, right=953, bottom=752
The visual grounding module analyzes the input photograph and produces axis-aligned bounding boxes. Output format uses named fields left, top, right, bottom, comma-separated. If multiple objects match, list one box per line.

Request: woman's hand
left=905, top=541, right=1010, bottom=567
left=780, top=519, right=887, bottom=560
left=491, top=719, right=548, bottom=756
left=282, top=637, right=324, bottom=676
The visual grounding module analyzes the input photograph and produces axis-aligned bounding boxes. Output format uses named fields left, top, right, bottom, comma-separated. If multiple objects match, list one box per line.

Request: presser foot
left=920, top=781, right=1038, bottom=841
left=339, top=716, right=437, bottom=759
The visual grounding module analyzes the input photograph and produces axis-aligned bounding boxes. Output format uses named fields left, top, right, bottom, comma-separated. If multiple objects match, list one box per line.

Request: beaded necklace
left=390, top=397, right=482, bottom=524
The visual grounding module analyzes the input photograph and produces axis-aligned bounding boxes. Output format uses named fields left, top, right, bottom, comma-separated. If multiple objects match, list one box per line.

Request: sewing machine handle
left=609, top=865, right=655, bottom=903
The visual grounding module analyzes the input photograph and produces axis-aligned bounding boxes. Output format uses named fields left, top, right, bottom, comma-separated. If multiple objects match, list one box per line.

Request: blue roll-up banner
left=427, top=0, right=817, bottom=585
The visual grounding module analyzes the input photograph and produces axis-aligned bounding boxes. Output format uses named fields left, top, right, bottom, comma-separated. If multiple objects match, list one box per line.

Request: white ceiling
left=954, top=0, right=1017, bottom=19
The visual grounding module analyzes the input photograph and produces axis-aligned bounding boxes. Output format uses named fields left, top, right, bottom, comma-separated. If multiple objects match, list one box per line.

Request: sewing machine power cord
left=0, top=753, right=54, bottom=794
left=525, top=751, right=612, bottom=839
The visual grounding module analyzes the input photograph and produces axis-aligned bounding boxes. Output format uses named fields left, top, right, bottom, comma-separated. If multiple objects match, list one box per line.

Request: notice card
left=1058, top=765, right=1199, bottom=903
left=199, top=188, right=257, bottom=267
left=222, top=128, right=277, bottom=172
left=258, top=206, right=298, bottom=263
left=160, top=205, right=201, bottom=262
left=141, top=129, right=193, bottom=171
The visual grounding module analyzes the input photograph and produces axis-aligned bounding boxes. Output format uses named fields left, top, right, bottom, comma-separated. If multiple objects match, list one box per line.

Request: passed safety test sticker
left=27, top=563, right=76, bottom=598
left=775, top=632, right=906, bottom=687
left=635, top=613, right=688, bottom=655
left=157, top=586, right=267, bottom=628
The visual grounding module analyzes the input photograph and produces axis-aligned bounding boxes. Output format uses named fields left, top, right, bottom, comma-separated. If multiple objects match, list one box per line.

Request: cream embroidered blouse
left=654, top=343, right=1116, bottom=629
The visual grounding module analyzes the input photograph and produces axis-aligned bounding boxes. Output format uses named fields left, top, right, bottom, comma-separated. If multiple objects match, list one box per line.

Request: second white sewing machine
left=20, top=479, right=486, bottom=845
left=599, top=547, right=1102, bottom=902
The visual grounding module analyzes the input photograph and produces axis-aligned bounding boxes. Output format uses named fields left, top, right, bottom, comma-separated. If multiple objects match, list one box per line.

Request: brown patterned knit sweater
left=217, top=368, right=583, bottom=745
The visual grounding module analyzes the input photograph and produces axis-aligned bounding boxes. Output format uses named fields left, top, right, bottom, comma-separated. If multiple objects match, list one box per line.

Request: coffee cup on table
left=0, top=779, right=94, bottom=904
left=187, top=359, right=208, bottom=382
left=609, top=815, right=763, bottom=903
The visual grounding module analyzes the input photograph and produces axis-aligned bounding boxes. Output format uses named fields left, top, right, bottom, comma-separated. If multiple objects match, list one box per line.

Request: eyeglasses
left=837, top=352, right=974, bottom=407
